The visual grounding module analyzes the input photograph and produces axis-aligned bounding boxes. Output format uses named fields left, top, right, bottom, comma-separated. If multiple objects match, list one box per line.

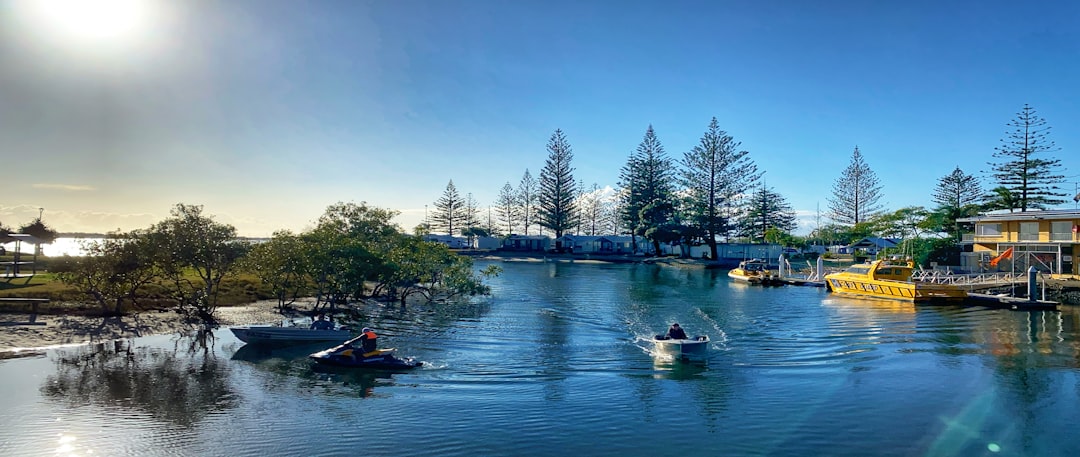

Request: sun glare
left=21, top=0, right=153, bottom=49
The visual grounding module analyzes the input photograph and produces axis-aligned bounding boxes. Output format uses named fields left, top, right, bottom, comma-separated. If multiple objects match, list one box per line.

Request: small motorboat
left=230, top=324, right=351, bottom=345
left=309, top=336, right=422, bottom=369
left=653, top=334, right=710, bottom=360
left=728, top=259, right=780, bottom=285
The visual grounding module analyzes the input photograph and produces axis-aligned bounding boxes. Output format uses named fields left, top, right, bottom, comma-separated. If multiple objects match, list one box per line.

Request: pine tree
left=463, top=193, right=480, bottom=234
left=432, top=180, right=466, bottom=235
left=933, top=167, right=983, bottom=209
left=737, top=182, right=797, bottom=242
left=828, top=146, right=883, bottom=225
left=989, top=104, right=1066, bottom=211
left=931, top=166, right=983, bottom=240
left=538, top=129, right=578, bottom=240
left=516, top=169, right=538, bottom=236
left=495, top=182, right=519, bottom=235
left=619, top=125, right=676, bottom=254
left=680, top=118, right=759, bottom=260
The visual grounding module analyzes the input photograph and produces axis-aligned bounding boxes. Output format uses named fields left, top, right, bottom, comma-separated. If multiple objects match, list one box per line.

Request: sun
left=19, top=0, right=154, bottom=49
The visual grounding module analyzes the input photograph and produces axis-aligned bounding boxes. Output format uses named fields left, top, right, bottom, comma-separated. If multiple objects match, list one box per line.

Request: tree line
left=424, top=119, right=798, bottom=260
left=53, top=203, right=500, bottom=321
left=422, top=104, right=1070, bottom=264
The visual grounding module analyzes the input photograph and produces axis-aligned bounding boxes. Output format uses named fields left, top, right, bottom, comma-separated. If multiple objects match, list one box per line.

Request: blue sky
left=1, top=0, right=1078, bottom=237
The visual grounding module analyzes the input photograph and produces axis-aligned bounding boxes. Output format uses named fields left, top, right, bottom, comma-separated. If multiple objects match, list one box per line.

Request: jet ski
left=309, top=336, right=422, bottom=369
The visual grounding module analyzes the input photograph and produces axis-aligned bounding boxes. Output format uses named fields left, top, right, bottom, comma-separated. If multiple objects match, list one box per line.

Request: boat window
left=845, top=266, right=870, bottom=275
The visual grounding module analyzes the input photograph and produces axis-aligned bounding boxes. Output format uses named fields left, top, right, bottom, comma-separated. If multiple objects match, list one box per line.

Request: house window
left=1050, top=221, right=1073, bottom=241
left=1019, top=222, right=1039, bottom=241
left=976, top=223, right=1002, bottom=237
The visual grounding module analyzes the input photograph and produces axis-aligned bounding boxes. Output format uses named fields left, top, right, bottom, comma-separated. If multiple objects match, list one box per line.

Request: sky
left=1, top=0, right=1079, bottom=237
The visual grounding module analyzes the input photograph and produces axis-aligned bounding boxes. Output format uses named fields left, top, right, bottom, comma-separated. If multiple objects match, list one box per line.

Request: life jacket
left=360, top=331, right=378, bottom=354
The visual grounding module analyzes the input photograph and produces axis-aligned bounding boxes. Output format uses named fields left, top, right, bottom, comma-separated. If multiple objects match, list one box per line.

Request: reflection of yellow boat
left=727, top=259, right=780, bottom=285
left=824, top=260, right=967, bottom=302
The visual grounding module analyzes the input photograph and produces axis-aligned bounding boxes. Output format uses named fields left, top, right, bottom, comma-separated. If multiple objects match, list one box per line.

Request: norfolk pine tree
left=516, top=169, right=538, bottom=236
left=495, top=182, right=519, bottom=235
left=681, top=118, right=760, bottom=260
left=432, top=180, right=466, bottom=236
left=619, top=125, right=676, bottom=254
left=931, top=166, right=983, bottom=240
left=828, top=146, right=883, bottom=226
left=737, top=182, right=797, bottom=243
left=988, top=104, right=1066, bottom=211
left=538, top=129, right=578, bottom=239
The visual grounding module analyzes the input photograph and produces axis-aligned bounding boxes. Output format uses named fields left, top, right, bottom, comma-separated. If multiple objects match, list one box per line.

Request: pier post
left=1027, top=267, right=1037, bottom=301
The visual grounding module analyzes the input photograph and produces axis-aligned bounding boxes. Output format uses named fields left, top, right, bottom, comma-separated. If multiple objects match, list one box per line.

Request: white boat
left=230, top=325, right=352, bottom=345
left=653, top=334, right=710, bottom=360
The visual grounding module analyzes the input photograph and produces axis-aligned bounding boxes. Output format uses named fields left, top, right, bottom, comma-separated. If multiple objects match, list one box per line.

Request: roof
left=957, top=209, right=1080, bottom=223
left=558, top=235, right=604, bottom=242
left=505, top=234, right=550, bottom=240
left=4, top=234, right=45, bottom=245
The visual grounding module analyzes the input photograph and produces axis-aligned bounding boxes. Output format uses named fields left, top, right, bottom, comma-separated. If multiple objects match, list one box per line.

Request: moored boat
left=230, top=325, right=352, bottom=345
left=653, top=334, right=710, bottom=360
left=824, top=259, right=967, bottom=302
left=727, top=259, right=780, bottom=285
left=309, top=336, right=422, bottom=369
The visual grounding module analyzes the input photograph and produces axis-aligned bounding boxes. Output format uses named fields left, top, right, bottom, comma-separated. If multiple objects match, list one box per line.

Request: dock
left=965, top=293, right=1059, bottom=311
left=778, top=278, right=825, bottom=287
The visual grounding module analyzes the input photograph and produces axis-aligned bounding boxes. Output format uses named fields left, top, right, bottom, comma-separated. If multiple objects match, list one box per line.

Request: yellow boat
left=727, top=259, right=780, bottom=285
left=824, top=260, right=967, bottom=302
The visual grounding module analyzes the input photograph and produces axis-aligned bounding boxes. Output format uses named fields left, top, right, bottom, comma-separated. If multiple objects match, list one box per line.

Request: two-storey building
left=957, top=209, right=1080, bottom=278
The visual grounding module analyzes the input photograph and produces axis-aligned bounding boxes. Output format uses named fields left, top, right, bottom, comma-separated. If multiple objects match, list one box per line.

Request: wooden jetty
left=778, top=277, right=825, bottom=287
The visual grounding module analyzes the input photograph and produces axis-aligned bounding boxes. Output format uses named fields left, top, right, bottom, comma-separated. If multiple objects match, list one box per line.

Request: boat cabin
left=738, top=259, right=768, bottom=271
left=845, top=261, right=915, bottom=281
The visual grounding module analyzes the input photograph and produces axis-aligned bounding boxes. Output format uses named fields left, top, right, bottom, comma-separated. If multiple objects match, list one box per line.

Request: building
left=423, top=234, right=471, bottom=249
left=556, top=235, right=602, bottom=253
left=957, top=209, right=1079, bottom=277
left=501, top=234, right=551, bottom=252
left=555, top=235, right=642, bottom=255
left=847, top=237, right=899, bottom=256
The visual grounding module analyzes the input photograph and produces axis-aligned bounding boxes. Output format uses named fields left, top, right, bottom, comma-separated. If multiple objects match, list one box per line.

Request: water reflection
left=41, top=330, right=236, bottom=427
left=650, top=357, right=708, bottom=379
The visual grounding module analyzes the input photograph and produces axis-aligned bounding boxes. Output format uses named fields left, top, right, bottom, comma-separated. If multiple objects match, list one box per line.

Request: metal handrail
left=910, top=270, right=1024, bottom=285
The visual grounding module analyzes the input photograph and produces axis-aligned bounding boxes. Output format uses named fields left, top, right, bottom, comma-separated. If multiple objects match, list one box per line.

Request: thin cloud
left=32, top=183, right=96, bottom=191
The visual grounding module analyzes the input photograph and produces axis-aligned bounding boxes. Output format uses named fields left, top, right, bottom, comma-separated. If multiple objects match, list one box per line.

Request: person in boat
left=358, top=327, right=378, bottom=354
left=310, top=314, right=334, bottom=330
left=667, top=323, right=688, bottom=340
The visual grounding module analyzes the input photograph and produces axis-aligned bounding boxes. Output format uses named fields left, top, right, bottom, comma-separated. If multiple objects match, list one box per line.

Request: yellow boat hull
left=825, top=277, right=967, bottom=302
left=824, top=260, right=967, bottom=303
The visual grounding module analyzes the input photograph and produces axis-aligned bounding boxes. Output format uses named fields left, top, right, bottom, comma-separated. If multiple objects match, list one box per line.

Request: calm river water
left=2, top=260, right=1080, bottom=456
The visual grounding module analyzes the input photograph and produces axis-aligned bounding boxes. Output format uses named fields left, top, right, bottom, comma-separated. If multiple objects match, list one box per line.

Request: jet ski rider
left=359, top=327, right=378, bottom=355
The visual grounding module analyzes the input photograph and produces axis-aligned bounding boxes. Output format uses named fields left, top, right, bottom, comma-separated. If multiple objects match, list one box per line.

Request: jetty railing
left=911, top=270, right=1025, bottom=286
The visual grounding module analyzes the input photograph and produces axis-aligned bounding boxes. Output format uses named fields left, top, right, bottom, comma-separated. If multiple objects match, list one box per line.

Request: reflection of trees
left=41, top=330, right=237, bottom=427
